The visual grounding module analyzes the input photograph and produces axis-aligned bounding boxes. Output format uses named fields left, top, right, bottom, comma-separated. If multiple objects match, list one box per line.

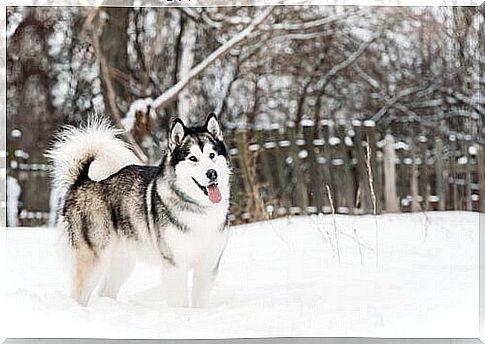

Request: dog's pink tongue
left=207, top=184, right=221, bottom=203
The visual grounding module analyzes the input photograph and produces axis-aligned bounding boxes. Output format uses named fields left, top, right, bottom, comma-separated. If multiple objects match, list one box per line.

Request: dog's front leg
left=192, top=263, right=216, bottom=308
left=163, top=266, right=189, bottom=307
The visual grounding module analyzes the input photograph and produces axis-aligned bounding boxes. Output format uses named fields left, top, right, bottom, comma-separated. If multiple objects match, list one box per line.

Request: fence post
left=409, top=138, right=420, bottom=212
left=335, top=121, right=354, bottom=214
left=302, top=120, right=325, bottom=214
left=352, top=120, right=373, bottom=213
left=226, top=129, right=242, bottom=220
left=235, top=129, right=252, bottom=221
left=479, top=144, right=485, bottom=213
left=363, top=121, right=383, bottom=214
left=287, top=121, right=308, bottom=214
left=434, top=137, right=446, bottom=211
left=234, top=128, right=266, bottom=221
left=383, top=134, right=399, bottom=212
left=319, top=119, right=334, bottom=211
left=418, top=135, right=430, bottom=211
left=256, top=127, right=277, bottom=207
left=465, top=138, right=473, bottom=211
left=270, top=124, right=291, bottom=214
left=449, top=135, right=459, bottom=210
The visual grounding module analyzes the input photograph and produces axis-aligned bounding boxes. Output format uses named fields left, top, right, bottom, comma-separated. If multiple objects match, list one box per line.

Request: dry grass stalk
left=310, top=215, right=375, bottom=252
left=238, top=130, right=266, bottom=221
left=248, top=149, right=267, bottom=221
left=352, top=185, right=364, bottom=264
left=365, top=141, right=379, bottom=266
left=325, top=184, right=341, bottom=263
left=354, top=185, right=361, bottom=209
left=309, top=214, right=336, bottom=258
left=352, top=220, right=364, bottom=266
left=422, top=209, right=430, bottom=239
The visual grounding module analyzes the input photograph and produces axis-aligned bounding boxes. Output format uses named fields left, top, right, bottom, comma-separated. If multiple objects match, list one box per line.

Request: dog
left=47, top=113, right=231, bottom=308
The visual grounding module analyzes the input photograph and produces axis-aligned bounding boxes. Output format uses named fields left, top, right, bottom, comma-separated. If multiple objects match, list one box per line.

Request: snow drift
left=5, top=212, right=479, bottom=339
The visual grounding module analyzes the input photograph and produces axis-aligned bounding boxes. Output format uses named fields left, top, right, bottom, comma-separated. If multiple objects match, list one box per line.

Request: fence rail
left=6, top=119, right=485, bottom=226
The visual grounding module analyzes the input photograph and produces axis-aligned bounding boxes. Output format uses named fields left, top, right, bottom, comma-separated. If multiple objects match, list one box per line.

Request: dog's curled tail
left=46, top=117, right=140, bottom=200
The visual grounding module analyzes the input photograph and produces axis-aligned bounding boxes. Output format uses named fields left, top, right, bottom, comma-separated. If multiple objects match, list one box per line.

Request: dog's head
left=166, top=113, right=231, bottom=207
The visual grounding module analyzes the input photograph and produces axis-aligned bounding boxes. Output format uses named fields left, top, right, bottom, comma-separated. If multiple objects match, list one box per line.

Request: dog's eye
left=189, top=156, right=198, bottom=162
left=209, top=153, right=215, bottom=159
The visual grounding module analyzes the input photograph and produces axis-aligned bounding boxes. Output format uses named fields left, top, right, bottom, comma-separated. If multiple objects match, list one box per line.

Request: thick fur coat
left=47, top=114, right=231, bottom=307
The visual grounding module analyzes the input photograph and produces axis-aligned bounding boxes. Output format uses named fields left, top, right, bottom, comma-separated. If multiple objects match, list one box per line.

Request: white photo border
left=1, top=1, right=483, bottom=343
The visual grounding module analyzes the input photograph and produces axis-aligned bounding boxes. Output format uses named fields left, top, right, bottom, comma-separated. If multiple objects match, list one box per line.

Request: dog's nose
left=206, top=169, right=218, bottom=182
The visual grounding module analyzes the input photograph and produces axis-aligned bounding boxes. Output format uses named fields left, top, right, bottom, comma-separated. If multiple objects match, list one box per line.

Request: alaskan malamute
left=47, top=114, right=231, bottom=307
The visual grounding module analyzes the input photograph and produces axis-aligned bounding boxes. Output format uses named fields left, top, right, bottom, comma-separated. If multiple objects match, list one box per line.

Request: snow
left=123, top=98, right=154, bottom=132
left=5, top=212, right=479, bottom=339
left=328, top=137, right=341, bottom=146
left=363, top=120, right=376, bottom=127
left=11, top=129, right=22, bottom=138
left=6, top=10, right=24, bottom=39
left=298, top=150, right=308, bottom=159
left=394, top=141, right=410, bottom=150
left=468, top=145, right=478, bottom=157
left=300, top=119, right=314, bottom=127
left=6, top=176, right=21, bottom=227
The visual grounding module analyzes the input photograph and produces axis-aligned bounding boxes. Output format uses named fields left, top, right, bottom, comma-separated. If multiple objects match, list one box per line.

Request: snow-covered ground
left=4, top=211, right=479, bottom=339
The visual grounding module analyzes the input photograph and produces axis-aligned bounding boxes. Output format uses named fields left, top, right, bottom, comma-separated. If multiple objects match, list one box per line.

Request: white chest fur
left=164, top=203, right=228, bottom=269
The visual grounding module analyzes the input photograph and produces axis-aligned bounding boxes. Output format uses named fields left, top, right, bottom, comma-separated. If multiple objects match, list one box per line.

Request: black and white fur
left=47, top=114, right=231, bottom=308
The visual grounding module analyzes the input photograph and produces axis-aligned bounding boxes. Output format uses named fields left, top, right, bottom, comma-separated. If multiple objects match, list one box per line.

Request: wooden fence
left=6, top=119, right=484, bottom=226
left=225, top=119, right=484, bottom=223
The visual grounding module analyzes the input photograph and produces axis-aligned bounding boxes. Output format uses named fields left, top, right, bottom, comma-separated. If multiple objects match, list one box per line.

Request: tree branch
left=370, top=85, right=435, bottom=122
left=317, top=34, right=378, bottom=91
left=126, top=5, right=276, bottom=118
left=268, top=30, right=336, bottom=42
left=440, top=87, right=485, bottom=118
left=260, top=9, right=364, bottom=31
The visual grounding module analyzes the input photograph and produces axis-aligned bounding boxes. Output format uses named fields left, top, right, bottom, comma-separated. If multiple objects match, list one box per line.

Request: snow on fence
left=6, top=119, right=485, bottom=226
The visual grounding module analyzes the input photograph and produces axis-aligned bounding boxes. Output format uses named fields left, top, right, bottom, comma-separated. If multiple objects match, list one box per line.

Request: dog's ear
left=169, top=118, right=185, bottom=148
left=205, top=113, right=223, bottom=140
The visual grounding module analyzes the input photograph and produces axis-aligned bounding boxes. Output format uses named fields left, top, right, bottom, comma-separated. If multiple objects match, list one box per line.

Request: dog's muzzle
left=192, top=177, right=222, bottom=204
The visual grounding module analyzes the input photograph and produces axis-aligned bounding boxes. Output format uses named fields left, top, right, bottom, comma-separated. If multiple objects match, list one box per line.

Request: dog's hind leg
left=72, top=246, right=105, bottom=306
left=98, top=241, right=136, bottom=299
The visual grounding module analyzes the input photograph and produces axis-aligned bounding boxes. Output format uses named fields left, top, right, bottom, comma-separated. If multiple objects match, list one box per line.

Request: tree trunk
left=99, top=7, right=130, bottom=104
left=383, top=134, right=399, bottom=212
left=177, top=19, right=197, bottom=122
